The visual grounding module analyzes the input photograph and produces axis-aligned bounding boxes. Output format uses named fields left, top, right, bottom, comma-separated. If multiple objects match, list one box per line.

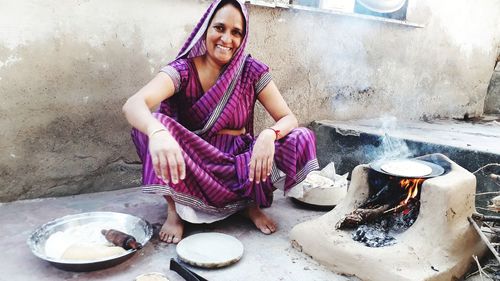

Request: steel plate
left=369, top=159, right=445, bottom=178
left=27, top=212, right=153, bottom=272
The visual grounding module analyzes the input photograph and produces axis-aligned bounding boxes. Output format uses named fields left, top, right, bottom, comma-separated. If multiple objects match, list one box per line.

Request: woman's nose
left=221, top=32, right=231, bottom=43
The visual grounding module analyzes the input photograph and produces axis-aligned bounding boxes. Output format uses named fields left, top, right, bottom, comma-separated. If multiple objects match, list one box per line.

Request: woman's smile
left=215, top=44, right=233, bottom=53
left=216, top=44, right=232, bottom=52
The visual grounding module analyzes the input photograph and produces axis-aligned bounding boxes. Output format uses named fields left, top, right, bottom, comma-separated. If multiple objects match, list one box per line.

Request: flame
left=399, top=178, right=424, bottom=205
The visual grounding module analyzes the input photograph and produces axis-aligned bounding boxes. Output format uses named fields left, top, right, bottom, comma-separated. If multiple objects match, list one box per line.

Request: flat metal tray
left=27, top=212, right=153, bottom=272
left=369, top=159, right=445, bottom=178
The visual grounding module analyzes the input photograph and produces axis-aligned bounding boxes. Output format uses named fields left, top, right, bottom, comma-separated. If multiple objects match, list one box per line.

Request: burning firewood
left=336, top=204, right=390, bottom=229
left=336, top=177, right=424, bottom=230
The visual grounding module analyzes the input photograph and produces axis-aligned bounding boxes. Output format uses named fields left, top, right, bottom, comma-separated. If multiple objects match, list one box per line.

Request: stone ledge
left=310, top=117, right=500, bottom=196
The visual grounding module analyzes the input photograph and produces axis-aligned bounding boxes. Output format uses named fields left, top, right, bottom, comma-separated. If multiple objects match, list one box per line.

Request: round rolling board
left=176, top=232, right=244, bottom=268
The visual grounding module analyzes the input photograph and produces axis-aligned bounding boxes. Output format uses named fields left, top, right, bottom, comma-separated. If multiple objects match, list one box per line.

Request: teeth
left=216, top=45, right=231, bottom=51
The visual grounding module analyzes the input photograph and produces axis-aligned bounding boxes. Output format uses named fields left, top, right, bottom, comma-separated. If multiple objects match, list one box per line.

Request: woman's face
left=205, top=4, right=244, bottom=66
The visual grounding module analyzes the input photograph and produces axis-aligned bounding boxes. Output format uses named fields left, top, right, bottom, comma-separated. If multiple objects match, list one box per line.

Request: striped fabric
left=255, top=72, right=272, bottom=95
left=132, top=0, right=319, bottom=218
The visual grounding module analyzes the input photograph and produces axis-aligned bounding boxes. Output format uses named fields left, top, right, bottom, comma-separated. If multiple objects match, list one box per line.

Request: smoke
left=370, top=115, right=413, bottom=161
left=283, top=7, right=391, bottom=121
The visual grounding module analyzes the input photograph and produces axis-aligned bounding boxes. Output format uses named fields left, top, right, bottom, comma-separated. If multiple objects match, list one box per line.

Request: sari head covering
left=163, top=0, right=250, bottom=137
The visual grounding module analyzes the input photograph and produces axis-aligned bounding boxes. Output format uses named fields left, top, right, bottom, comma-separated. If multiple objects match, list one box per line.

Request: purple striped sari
left=132, top=0, right=319, bottom=217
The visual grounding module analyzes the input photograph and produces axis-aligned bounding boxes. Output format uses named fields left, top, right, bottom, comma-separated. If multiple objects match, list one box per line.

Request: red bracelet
left=266, top=128, right=281, bottom=140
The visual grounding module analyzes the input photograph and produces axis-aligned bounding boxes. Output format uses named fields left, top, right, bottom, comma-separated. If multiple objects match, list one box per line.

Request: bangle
left=149, top=128, right=167, bottom=138
left=265, top=128, right=281, bottom=140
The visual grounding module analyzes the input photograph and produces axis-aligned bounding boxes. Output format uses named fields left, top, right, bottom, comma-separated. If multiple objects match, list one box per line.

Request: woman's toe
left=172, top=236, right=181, bottom=244
left=261, top=226, right=272, bottom=234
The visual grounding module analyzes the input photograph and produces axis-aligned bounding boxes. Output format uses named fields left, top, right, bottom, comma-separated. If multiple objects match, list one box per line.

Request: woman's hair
left=207, top=0, right=246, bottom=38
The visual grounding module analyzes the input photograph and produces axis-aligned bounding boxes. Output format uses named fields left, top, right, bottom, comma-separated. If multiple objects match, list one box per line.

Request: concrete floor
left=0, top=187, right=356, bottom=281
left=3, top=117, right=498, bottom=281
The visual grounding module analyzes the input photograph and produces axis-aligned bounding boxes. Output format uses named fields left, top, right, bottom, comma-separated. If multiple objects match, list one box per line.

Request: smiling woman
left=122, top=0, right=319, bottom=245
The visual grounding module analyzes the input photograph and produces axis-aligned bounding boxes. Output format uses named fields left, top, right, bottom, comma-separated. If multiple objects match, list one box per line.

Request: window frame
left=246, top=0, right=424, bottom=28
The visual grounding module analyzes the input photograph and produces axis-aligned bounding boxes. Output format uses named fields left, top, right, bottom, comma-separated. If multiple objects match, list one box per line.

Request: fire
left=399, top=178, right=425, bottom=205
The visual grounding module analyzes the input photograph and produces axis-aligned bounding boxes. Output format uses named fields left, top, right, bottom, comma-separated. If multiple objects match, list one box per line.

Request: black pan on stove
left=369, top=158, right=445, bottom=178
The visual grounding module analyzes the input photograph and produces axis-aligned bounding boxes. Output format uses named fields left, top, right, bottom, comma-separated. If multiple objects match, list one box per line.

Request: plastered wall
left=248, top=0, right=500, bottom=124
left=1, top=0, right=499, bottom=201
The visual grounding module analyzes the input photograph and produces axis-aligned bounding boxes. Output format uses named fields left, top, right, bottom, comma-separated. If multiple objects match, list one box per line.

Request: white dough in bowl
left=380, top=160, right=432, bottom=177
left=61, top=243, right=127, bottom=261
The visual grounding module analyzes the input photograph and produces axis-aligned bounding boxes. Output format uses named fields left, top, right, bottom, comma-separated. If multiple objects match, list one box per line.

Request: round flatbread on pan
left=380, top=160, right=433, bottom=178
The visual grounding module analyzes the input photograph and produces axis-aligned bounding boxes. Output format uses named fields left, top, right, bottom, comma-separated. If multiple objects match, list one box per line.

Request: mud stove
left=290, top=154, right=487, bottom=281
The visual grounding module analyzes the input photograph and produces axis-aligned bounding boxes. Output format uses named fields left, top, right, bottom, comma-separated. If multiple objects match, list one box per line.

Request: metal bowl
left=27, top=212, right=153, bottom=272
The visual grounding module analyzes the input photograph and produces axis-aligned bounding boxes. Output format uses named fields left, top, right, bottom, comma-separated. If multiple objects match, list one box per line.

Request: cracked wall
left=1, top=0, right=499, bottom=201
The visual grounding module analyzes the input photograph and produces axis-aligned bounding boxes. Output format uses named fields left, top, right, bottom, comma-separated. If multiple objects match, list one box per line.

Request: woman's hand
left=249, top=129, right=275, bottom=183
left=148, top=130, right=186, bottom=184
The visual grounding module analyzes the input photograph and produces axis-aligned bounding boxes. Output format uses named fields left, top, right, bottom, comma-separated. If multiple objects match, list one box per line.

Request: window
left=352, top=0, right=408, bottom=21
left=248, top=0, right=420, bottom=27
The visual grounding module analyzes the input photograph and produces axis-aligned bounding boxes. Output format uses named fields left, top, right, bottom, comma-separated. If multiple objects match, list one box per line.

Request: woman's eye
left=214, top=26, right=223, bottom=32
left=232, top=30, right=242, bottom=37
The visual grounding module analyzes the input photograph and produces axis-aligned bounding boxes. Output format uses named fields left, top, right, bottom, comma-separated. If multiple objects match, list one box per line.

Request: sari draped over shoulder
left=132, top=0, right=319, bottom=221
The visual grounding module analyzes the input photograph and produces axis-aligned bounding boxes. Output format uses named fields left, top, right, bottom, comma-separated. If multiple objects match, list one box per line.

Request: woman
left=122, top=0, right=318, bottom=244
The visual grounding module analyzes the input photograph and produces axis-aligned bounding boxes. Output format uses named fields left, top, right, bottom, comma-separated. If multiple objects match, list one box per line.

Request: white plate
left=176, top=232, right=244, bottom=268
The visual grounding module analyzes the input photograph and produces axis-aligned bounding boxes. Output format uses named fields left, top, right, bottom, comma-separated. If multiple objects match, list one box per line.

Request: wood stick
left=336, top=204, right=390, bottom=229
left=475, top=191, right=500, bottom=196
left=383, top=204, right=404, bottom=214
left=472, top=212, right=500, bottom=223
left=472, top=255, right=490, bottom=281
left=472, top=163, right=500, bottom=175
left=468, top=217, right=500, bottom=265
left=476, top=207, right=495, bottom=212
left=482, top=222, right=500, bottom=234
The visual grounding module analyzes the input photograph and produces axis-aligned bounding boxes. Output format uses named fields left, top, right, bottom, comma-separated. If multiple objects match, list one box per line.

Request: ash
left=352, top=201, right=419, bottom=247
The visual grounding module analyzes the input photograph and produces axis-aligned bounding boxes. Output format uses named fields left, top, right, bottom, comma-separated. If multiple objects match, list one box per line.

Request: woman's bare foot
left=244, top=205, right=277, bottom=234
left=159, top=196, right=184, bottom=244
